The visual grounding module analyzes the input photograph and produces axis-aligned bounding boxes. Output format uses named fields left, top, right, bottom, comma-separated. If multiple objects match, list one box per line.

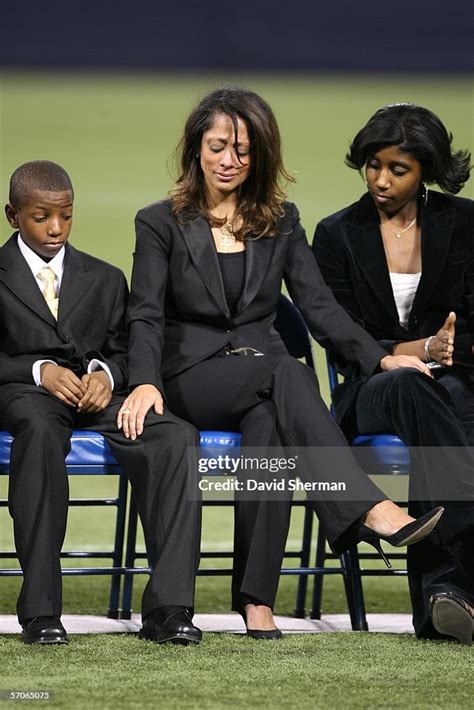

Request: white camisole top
left=389, top=272, right=422, bottom=328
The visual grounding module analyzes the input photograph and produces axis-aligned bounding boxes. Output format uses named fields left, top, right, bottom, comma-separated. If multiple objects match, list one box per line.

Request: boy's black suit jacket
left=0, top=234, right=129, bottom=390
left=312, top=190, right=474, bottom=435
left=127, top=200, right=387, bottom=394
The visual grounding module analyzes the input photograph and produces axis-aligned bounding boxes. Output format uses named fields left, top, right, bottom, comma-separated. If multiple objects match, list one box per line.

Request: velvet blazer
left=126, top=199, right=387, bottom=394
left=312, top=190, right=474, bottom=435
left=0, top=235, right=129, bottom=390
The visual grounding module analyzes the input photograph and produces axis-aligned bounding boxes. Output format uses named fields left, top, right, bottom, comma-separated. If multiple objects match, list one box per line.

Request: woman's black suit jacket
left=127, top=200, right=387, bottom=394
left=312, top=190, right=474, bottom=436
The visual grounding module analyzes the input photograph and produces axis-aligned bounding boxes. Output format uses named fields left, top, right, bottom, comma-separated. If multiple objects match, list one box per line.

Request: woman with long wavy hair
left=118, top=88, right=442, bottom=643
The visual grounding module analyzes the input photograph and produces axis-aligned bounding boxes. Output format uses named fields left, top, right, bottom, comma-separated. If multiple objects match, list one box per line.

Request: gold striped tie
left=37, top=266, right=59, bottom=319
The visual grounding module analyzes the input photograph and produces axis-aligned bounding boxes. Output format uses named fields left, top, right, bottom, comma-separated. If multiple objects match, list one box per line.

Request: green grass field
left=1, top=72, right=473, bottom=279
left=0, top=72, right=473, bottom=708
left=2, top=499, right=473, bottom=709
left=2, top=632, right=473, bottom=710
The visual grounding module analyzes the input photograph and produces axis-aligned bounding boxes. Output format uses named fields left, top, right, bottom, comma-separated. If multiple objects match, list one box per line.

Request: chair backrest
left=325, top=351, right=339, bottom=394
left=275, top=294, right=315, bottom=369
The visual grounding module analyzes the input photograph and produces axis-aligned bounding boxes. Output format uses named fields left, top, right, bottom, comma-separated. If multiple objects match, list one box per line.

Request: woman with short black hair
left=313, top=103, right=474, bottom=645
left=346, top=102, right=470, bottom=194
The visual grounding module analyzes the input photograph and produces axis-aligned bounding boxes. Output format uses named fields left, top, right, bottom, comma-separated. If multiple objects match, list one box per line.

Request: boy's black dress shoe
left=22, top=617, right=69, bottom=645
left=430, top=592, right=473, bottom=646
left=139, top=606, right=202, bottom=645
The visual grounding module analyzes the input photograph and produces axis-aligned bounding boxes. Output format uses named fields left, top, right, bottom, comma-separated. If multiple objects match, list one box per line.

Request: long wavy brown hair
left=170, top=86, right=295, bottom=240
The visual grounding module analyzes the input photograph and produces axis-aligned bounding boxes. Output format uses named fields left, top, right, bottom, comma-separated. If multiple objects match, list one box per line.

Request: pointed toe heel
left=358, top=506, right=444, bottom=569
left=386, top=506, right=444, bottom=546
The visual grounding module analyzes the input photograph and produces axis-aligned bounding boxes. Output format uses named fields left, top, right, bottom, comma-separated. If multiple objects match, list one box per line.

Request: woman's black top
left=217, top=251, right=246, bottom=314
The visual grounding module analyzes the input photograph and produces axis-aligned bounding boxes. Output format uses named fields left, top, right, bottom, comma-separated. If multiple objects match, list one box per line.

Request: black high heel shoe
left=237, top=602, right=283, bottom=640
left=358, top=506, right=444, bottom=569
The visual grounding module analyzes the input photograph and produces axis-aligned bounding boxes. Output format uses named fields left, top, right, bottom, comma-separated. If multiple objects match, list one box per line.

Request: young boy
left=0, top=161, right=202, bottom=645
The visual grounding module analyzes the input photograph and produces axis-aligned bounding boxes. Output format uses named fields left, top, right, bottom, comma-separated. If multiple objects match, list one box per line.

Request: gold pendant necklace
left=381, top=216, right=417, bottom=239
left=219, top=222, right=236, bottom=251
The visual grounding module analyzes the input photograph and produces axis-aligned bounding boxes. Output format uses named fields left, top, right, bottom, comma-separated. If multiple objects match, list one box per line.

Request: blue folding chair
left=310, top=352, right=410, bottom=630
left=120, top=295, right=317, bottom=619
left=0, top=430, right=128, bottom=618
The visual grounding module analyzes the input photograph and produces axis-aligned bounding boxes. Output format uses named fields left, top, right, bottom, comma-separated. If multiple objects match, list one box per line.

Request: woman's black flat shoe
left=246, top=627, right=283, bottom=640
left=237, top=603, right=283, bottom=640
left=358, top=506, right=444, bottom=568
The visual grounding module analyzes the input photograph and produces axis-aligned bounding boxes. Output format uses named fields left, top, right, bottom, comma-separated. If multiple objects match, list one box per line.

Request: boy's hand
left=40, top=363, right=87, bottom=406
left=77, top=371, right=113, bottom=413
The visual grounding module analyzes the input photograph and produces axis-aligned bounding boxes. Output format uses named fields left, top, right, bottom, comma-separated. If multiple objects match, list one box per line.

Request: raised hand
left=428, top=311, right=456, bottom=366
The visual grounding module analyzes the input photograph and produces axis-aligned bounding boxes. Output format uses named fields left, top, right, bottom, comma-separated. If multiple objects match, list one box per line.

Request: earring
left=421, top=182, right=428, bottom=206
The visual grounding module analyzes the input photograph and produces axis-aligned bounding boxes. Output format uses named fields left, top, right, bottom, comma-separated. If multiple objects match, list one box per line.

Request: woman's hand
left=117, top=384, right=164, bottom=440
left=380, top=354, right=433, bottom=377
left=391, top=312, right=456, bottom=366
left=426, top=312, right=456, bottom=366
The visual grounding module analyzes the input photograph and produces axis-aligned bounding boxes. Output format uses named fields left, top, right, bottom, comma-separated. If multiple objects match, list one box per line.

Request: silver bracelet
left=424, top=335, right=436, bottom=362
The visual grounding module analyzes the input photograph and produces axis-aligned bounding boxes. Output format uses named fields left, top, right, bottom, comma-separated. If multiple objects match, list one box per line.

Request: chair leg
left=294, top=504, right=313, bottom=618
left=310, top=525, right=327, bottom=619
left=340, top=546, right=368, bottom=631
left=107, top=474, right=128, bottom=619
left=121, top=496, right=139, bottom=620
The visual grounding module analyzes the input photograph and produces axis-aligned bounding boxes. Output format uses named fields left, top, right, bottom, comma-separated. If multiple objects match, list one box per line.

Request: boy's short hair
left=9, top=160, right=74, bottom=207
